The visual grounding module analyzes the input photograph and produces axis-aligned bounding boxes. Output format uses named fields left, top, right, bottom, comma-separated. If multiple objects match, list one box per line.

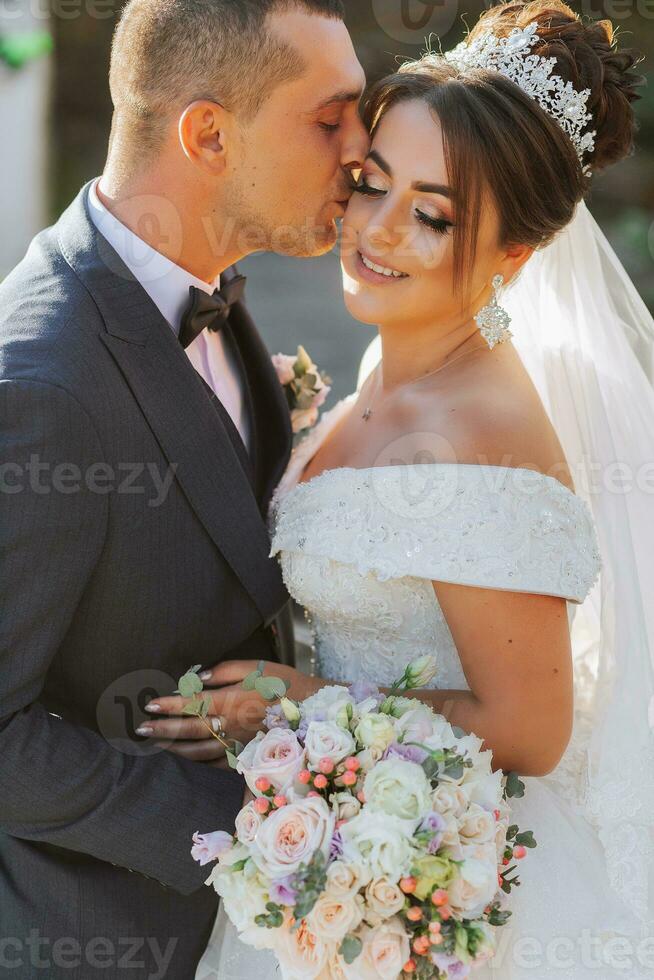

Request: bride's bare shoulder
left=415, top=352, right=576, bottom=493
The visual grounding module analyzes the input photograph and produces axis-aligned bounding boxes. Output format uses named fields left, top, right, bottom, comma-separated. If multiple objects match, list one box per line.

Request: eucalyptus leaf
left=226, top=750, right=239, bottom=769
left=504, top=771, right=525, bottom=798
left=255, top=676, right=287, bottom=701
left=242, top=670, right=260, bottom=691
left=339, top=936, right=363, bottom=965
left=515, top=830, right=537, bottom=848
left=178, top=671, right=203, bottom=698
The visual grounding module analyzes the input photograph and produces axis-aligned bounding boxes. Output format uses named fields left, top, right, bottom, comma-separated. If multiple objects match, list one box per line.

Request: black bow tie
left=178, top=274, right=246, bottom=349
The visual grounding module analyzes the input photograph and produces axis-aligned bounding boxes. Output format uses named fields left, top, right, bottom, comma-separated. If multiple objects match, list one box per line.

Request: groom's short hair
left=108, top=0, right=345, bottom=158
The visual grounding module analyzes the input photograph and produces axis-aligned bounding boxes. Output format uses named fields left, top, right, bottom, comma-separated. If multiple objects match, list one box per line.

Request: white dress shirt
left=87, top=178, right=250, bottom=452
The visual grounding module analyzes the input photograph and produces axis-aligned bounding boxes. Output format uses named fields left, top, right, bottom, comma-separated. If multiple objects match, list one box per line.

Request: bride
left=189, top=2, right=654, bottom=976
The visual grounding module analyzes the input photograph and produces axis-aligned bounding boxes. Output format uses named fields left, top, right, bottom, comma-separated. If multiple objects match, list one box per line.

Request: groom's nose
left=340, top=113, right=370, bottom=176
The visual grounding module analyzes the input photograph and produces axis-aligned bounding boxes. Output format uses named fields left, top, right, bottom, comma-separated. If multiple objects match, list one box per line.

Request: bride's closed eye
left=354, top=177, right=454, bottom=236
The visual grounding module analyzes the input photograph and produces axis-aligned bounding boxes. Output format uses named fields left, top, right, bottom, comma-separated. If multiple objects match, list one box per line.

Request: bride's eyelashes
left=354, top=179, right=454, bottom=236
left=415, top=209, right=454, bottom=236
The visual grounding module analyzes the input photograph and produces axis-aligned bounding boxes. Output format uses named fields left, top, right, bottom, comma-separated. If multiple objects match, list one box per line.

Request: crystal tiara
left=444, top=22, right=597, bottom=170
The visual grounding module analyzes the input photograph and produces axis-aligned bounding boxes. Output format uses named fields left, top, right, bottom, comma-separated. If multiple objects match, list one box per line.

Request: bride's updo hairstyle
left=363, top=0, right=643, bottom=293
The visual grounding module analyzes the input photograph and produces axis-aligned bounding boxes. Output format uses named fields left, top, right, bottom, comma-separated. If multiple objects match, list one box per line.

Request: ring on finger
left=211, top=715, right=227, bottom=739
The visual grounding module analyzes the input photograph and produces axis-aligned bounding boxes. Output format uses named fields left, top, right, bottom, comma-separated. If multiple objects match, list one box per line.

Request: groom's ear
left=178, top=100, right=230, bottom=175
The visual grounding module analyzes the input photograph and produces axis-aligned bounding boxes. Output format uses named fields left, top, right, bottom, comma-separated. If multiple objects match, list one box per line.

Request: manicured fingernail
left=145, top=703, right=161, bottom=712
left=136, top=726, right=153, bottom=736
left=199, top=671, right=211, bottom=681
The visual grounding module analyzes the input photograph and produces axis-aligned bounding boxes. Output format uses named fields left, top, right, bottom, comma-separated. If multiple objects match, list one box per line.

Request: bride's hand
left=142, top=661, right=324, bottom=758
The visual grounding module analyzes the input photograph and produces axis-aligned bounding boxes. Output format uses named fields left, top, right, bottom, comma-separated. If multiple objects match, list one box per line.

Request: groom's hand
left=142, top=661, right=323, bottom=760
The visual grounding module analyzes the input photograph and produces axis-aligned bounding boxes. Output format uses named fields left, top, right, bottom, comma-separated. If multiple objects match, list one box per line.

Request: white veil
left=505, top=200, right=654, bottom=931
left=356, top=200, right=654, bottom=931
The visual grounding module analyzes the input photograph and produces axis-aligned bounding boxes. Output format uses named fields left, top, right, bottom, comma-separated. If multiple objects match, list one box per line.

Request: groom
left=0, top=0, right=366, bottom=976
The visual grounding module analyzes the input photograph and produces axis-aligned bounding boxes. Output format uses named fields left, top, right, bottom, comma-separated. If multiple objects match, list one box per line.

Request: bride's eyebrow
left=367, top=149, right=453, bottom=198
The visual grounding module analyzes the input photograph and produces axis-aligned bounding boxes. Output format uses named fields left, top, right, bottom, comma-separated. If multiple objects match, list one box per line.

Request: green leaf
left=178, top=671, right=203, bottom=698
left=514, top=830, right=537, bottom=848
left=339, top=935, right=363, bottom=965
left=226, top=750, right=239, bottom=769
left=504, top=771, right=525, bottom=798
left=255, top=676, right=287, bottom=701
left=232, top=740, right=244, bottom=756
left=182, top=701, right=200, bottom=716
left=0, top=32, right=53, bottom=70
left=242, top=670, right=260, bottom=691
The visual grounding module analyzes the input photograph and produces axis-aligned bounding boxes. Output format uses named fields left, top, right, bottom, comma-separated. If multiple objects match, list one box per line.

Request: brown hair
left=109, top=0, right=345, bottom=161
left=363, top=0, right=643, bottom=294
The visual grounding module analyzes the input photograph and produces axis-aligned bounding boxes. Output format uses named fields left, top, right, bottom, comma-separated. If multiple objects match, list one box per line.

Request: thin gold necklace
left=361, top=341, right=490, bottom=421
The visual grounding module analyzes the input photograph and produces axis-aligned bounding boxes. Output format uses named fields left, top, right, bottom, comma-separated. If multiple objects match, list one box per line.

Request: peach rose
left=251, top=796, right=335, bottom=879
left=341, top=918, right=410, bottom=980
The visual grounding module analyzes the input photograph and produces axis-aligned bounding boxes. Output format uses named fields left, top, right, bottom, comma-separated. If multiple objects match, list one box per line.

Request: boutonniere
left=272, top=345, right=332, bottom=439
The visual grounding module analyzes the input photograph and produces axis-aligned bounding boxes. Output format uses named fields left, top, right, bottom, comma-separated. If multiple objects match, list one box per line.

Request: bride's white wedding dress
left=196, top=392, right=648, bottom=980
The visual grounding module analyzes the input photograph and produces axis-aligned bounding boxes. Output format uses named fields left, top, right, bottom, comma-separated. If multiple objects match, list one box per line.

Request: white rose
left=363, top=759, right=432, bottom=822
left=331, top=792, right=362, bottom=822
left=341, top=918, right=410, bottom=980
left=448, top=847, right=499, bottom=918
left=432, top=782, right=469, bottom=818
left=304, top=721, right=356, bottom=768
left=364, top=877, right=406, bottom=923
left=236, top=728, right=306, bottom=795
left=395, top=704, right=438, bottom=743
left=340, top=812, right=414, bottom=880
left=235, top=801, right=263, bottom=845
left=307, top=893, right=364, bottom=943
left=423, top=714, right=459, bottom=750
left=457, top=803, right=497, bottom=845
left=301, top=685, right=355, bottom=726
left=354, top=713, right=396, bottom=753
left=460, top=768, right=504, bottom=810
left=251, top=796, right=335, bottom=879
left=274, top=916, right=329, bottom=980
left=210, top=857, right=268, bottom=933
left=326, top=859, right=371, bottom=897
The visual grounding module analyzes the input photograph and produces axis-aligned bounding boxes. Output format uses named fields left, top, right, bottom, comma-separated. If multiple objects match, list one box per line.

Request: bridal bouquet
left=191, top=658, right=536, bottom=979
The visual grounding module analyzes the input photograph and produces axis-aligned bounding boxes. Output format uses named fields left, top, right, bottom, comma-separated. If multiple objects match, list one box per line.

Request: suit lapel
left=57, top=183, right=287, bottom=623
left=223, top=268, right=293, bottom=512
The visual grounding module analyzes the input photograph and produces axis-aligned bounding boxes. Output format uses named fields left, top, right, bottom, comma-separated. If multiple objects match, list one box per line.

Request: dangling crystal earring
left=474, top=274, right=513, bottom=350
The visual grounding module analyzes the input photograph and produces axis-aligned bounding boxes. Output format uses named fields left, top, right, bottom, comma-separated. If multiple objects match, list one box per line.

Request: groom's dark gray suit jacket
left=0, top=182, right=293, bottom=978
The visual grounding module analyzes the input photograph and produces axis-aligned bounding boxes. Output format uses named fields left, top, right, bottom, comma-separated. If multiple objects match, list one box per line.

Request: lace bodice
left=269, top=398, right=602, bottom=692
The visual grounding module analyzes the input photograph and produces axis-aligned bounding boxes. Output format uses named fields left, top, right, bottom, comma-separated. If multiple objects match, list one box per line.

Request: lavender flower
left=348, top=680, right=383, bottom=705
left=383, top=741, right=429, bottom=765
left=420, top=811, right=447, bottom=853
left=431, top=952, right=472, bottom=979
left=269, top=876, right=298, bottom=906
left=329, top=829, right=344, bottom=861
left=263, top=703, right=288, bottom=730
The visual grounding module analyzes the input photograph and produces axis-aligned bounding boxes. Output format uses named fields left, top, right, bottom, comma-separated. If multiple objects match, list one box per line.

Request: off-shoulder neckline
left=293, top=461, right=580, bottom=504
